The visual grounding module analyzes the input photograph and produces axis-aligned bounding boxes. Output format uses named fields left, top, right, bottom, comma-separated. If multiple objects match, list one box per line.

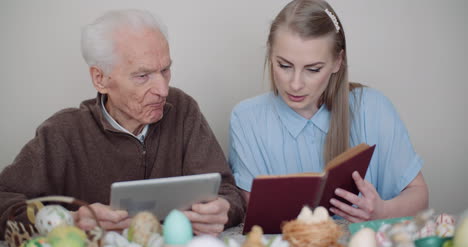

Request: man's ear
left=90, top=66, right=108, bottom=94
left=332, top=49, right=344, bottom=73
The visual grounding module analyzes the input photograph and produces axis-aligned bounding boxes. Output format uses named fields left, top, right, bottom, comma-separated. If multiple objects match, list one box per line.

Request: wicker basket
left=4, top=196, right=104, bottom=247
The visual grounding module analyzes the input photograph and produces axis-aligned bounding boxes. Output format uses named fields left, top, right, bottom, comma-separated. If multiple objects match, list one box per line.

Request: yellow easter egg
left=47, top=225, right=87, bottom=247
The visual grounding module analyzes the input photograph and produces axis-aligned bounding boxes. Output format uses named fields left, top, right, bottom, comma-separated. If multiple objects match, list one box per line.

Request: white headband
left=325, top=8, right=340, bottom=33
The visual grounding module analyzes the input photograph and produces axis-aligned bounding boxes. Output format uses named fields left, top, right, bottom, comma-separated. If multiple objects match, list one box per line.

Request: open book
left=242, top=143, right=376, bottom=234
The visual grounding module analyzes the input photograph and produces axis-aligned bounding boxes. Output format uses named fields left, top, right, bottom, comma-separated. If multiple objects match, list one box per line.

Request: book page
left=325, top=143, right=370, bottom=171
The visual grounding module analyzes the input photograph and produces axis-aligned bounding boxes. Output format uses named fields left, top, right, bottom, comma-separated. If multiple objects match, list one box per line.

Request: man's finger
left=183, top=210, right=227, bottom=225
left=80, top=203, right=128, bottom=223
left=192, top=198, right=228, bottom=215
left=191, top=222, right=224, bottom=236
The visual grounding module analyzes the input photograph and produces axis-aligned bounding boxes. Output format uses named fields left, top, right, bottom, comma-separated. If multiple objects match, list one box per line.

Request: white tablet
left=110, top=173, right=221, bottom=219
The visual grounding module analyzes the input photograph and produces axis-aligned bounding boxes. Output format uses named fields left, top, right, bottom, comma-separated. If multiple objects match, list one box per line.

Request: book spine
left=313, top=173, right=328, bottom=208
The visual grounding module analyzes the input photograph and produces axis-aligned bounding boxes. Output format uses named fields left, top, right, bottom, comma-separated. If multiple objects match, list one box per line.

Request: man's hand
left=183, top=197, right=230, bottom=236
left=329, top=171, right=386, bottom=222
left=73, top=203, right=131, bottom=231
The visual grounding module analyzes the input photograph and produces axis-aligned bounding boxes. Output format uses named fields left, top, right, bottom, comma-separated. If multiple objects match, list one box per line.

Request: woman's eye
left=307, top=68, right=321, bottom=73
left=278, top=62, right=291, bottom=69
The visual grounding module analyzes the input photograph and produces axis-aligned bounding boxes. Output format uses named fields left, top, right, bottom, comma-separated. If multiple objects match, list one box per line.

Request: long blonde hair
left=266, top=0, right=362, bottom=163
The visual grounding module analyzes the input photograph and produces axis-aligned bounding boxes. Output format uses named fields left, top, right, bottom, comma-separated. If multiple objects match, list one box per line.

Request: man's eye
left=135, top=74, right=149, bottom=79
left=134, top=74, right=149, bottom=83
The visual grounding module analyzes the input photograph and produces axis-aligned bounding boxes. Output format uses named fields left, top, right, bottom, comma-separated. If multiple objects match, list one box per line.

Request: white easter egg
left=34, top=205, right=74, bottom=235
left=186, top=235, right=226, bottom=247
left=349, top=228, right=377, bottom=247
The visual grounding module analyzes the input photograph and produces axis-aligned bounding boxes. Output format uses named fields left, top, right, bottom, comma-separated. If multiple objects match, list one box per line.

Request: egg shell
left=163, top=210, right=193, bottom=245
left=437, top=223, right=455, bottom=237
left=186, top=235, right=225, bottom=247
left=146, top=233, right=164, bottom=247
left=436, top=214, right=456, bottom=225
left=128, top=211, right=161, bottom=246
left=35, top=205, right=74, bottom=235
left=21, top=236, right=51, bottom=247
left=47, top=225, right=87, bottom=247
left=418, top=220, right=437, bottom=238
left=349, top=228, right=377, bottom=247
left=453, top=217, right=468, bottom=247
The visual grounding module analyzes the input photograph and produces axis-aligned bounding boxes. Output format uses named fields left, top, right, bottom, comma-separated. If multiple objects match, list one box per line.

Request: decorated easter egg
left=186, top=235, right=226, bottom=247
left=349, top=228, right=377, bottom=247
left=21, top=236, right=51, bottom=247
left=35, top=205, right=74, bottom=235
left=47, top=225, right=87, bottom=247
left=437, top=223, right=455, bottom=237
left=163, top=210, right=193, bottom=245
left=128, top=211, right=161, bottom=246
left=436, top=214, right=456, bottom=225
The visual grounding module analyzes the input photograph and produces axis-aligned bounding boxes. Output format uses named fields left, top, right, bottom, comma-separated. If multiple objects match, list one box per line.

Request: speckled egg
left=128, top=211, right=161, bottom=246
left=35, top=205, right=74, bottom=235
left=47, top=225, right=87, bottom=247
left=163, top=210, right=193, bottom=245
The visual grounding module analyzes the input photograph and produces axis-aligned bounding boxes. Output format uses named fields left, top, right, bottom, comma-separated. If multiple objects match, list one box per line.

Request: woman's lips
left=288, top=94, right=306, bottom=102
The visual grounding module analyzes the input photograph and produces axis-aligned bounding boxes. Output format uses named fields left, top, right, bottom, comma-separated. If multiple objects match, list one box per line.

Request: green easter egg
left=163, top=210, right=193, bottom=245
left=47, top=225, right=87, bottom=247
left=21, top=236, right=50, bottom=247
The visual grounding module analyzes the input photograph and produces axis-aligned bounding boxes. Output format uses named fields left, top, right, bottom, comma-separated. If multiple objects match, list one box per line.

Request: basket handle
left=9, top=196, right=102, bottom=228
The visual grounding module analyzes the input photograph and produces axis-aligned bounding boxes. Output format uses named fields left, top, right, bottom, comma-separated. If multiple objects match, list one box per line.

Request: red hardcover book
left=242, top=143, right=376, bottom=234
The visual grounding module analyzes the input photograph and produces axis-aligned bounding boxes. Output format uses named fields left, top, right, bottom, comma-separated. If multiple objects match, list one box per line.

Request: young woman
left=228, top=0, right=428, bottom=222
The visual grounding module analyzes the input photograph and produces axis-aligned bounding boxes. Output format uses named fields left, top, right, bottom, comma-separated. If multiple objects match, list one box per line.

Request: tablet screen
left=110, top=173, right=221, bottom=219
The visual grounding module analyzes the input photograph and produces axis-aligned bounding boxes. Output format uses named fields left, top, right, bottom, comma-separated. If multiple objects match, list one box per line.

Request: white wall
left=1, top=1, right=467, bottom=215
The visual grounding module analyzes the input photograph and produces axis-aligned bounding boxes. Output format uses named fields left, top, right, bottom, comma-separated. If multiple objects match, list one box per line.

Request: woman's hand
left=329, top=171, right=386, bottom=222
left=73, top=203, right=131, bottom=231
left=183, top=197, right=230, bottom=236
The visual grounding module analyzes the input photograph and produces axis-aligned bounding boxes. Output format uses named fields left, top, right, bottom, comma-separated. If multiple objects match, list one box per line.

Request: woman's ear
left=332, top=50, right=344, bottom=73
left=90, top=66, right=108, bottom=94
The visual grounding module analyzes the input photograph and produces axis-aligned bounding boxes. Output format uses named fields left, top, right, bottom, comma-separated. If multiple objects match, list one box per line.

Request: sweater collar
left=100, top=94, right=148, bottom=143
left=91, top=93, right=173, bottom=136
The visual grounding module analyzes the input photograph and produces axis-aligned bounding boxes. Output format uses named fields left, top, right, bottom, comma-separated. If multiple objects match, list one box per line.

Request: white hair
left=81, top=9, right=168, bottom=74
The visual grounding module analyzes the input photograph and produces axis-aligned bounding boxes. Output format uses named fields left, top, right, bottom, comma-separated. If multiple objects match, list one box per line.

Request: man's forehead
left=112, top=27, right=170, bottom=61
left=113, top=26, right=167, bottom=48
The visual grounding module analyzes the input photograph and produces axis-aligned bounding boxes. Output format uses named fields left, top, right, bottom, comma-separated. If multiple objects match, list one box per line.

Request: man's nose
left=150, top=74, right=169, bottom=97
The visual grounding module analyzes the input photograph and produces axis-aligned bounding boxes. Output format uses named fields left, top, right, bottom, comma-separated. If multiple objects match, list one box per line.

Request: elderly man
left=0, top=9, right=244, bottom=237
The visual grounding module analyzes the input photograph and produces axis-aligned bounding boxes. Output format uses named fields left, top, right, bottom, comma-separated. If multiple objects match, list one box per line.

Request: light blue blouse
left=228, top=87, right=423, bottom=201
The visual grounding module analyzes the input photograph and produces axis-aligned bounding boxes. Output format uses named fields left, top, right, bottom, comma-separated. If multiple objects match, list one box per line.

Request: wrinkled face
left=96, top=27, right=171, bottom=131
left=271, top=28, right=341, bottom=119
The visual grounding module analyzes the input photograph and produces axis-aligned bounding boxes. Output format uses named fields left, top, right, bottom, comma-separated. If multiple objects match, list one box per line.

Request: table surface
left=0, top=220, right=350, bottom=246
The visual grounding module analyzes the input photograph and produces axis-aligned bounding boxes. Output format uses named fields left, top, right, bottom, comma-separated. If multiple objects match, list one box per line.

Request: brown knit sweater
left=0, top=87, right=245, bottom=238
